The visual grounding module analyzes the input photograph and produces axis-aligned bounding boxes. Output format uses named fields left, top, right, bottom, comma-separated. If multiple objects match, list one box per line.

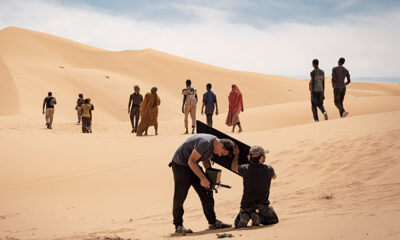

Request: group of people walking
left=126, top=79, right=245, bottom=136
left=41, top=57, right=351, bottom=132
left=128, top=86, right=161, bottom=136
left=309, top=57, right=351, bottom=122
left=75, top=93, right=95, bottom=133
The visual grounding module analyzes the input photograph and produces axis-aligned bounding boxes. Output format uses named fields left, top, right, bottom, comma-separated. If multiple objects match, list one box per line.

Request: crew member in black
left=128, top=85, right=143, bottom=133
left=42, top=91, right=57, bottom=129
left=231, top=145, right=278, bottom=228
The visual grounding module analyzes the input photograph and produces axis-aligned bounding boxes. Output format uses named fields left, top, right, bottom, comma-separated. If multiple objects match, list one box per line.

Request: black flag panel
left=196, top=120, right=250, bottom=175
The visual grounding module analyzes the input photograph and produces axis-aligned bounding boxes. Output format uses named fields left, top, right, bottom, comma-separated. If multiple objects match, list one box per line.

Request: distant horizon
left=2, top=25, right=399, bottom=85
left=1, top=0, right=399, bottom=82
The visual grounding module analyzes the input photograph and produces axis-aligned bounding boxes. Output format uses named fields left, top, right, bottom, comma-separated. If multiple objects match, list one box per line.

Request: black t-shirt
left=44, top=96, right=55, bottom=109
left=239, top=163, right=275, bottom=208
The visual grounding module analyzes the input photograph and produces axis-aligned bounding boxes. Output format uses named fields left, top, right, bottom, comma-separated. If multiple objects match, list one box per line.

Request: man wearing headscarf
left=226, top=84, right=244, bottom=132
left=231, top=146, right=279, bottom=228
left=136, top=87, right=161, bottom=136
left=128, top=85, right=143, bottom=133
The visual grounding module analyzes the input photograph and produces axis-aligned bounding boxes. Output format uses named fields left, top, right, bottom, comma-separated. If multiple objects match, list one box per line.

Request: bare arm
left=182, top=95, right=186, bottom=113
left=202, top=158, right=212, bottom=169
left=309, top=71, right=314, bottom=92
left=240, top=94, right=244, bottom=111
left=215, top=97, right=218, bottom=115
left=231, top=146, right=240, bottom=173
left=42, top=99, right=46, bottom=114
left=201, top=102, right=205, bottom=115
left=188, top=149, right=210, bottom=188
left=346, top=71, right=351, bottom=85
left=273, top=173, right=277, bottom=180
left=128, top=95, right=132, bottom=113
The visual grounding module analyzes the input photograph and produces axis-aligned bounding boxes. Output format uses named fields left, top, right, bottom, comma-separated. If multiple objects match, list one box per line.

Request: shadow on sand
left=169, top=224, right=276, bottom=238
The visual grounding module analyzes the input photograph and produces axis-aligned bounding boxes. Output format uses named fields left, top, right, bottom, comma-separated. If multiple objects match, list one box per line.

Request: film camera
left=205, top=168, right=231, bottom=193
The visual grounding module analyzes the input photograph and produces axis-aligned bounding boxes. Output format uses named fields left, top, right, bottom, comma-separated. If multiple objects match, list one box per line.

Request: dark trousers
left=206, top=114, right=213, bottom=127
left=171, top=162, right=216, bottom=227
left=234, top=205, right=278, bottom=227
left=311, top=91, right=326, bottom=121
left=130, top=106, right=140, bottom=130
left=82, top=117, right=90, bottom=133
left=334, top=88, right=346, bottom=117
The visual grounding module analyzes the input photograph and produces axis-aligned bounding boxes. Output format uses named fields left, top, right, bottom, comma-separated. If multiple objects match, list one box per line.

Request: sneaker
left=175, top=225, right=193, bottom=234
left=251, top=212, right=260, bottom=226
left=236, top=213, right=250, bottom=228
left=209, top=220, right=232, bottom=229
left=324, top=112, right=328, bottom=120
left=342, top=111, right=349, bottom=118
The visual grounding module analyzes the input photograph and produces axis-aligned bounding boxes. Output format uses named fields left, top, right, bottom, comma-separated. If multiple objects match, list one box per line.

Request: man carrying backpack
left=309, top=59, right=328, bottom=122
left=42, top=91, right=57, bottom=129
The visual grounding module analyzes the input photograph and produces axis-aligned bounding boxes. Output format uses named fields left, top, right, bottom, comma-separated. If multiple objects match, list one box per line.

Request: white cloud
left=0, top=0, right=399, bottom=79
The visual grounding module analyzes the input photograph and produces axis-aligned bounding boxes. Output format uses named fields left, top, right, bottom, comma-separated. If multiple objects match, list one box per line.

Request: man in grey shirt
left=128, top=85, right=143, bottom=133
left=332, top=57, right=351, bottom=118
left=170, top=133, right=235, bottom=233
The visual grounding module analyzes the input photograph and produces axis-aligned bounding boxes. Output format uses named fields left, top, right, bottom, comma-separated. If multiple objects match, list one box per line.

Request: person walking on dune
left=137, top=87, right=161, bottom=136
left=81, top=99, right=92, bottom=133
left=87, top=98, right=94, bottom=133
left=309, top=59, right=328, bottom=122
left=42, top=91, right=57, bottom=129
left=332, top=57, right=351, bottom=118
left=201, top=83, right=218, bottom=127
left=128, top=85, right=143, bottom=133
left=226, top=84, right=243, bottom=133
left=75, top=93, right=84, bottom=124
left=182, top=79, right=198, bottom=134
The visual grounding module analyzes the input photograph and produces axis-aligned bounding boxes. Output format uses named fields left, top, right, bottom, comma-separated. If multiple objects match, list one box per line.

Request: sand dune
left=0, top=55, right=19, bottom=115
left=0, top=27, right=399, bottom=240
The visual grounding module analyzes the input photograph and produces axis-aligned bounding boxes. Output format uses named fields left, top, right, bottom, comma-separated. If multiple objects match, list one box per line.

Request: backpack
left=313, top=69, right=325, bottom=92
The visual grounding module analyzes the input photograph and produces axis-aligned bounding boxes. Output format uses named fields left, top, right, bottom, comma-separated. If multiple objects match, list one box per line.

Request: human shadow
left=169, top=224, right=276, bottom=238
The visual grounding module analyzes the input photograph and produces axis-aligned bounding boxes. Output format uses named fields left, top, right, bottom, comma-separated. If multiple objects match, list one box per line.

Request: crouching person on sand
left=231, top=146, right=279, bottom=228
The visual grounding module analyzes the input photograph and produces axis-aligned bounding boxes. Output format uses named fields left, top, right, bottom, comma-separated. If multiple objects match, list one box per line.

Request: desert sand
left=0, top=27, right=399, bottom=240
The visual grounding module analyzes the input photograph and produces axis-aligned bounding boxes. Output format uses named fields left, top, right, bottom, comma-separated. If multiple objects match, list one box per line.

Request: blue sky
left=0, top=0, right=399, bottom=82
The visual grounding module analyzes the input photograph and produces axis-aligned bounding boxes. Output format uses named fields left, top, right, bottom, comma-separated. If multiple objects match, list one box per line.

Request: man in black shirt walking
left=42, top=91, right=57, bottom=129
left=231, top=145, right=278, bottom=228
left=332, top=57, right=351, bottom=118
left=128, top=85, right=143, bottom=133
